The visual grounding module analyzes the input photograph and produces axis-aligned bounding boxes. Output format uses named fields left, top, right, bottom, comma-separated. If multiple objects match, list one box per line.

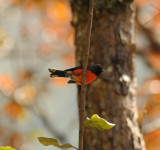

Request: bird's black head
left=88, top=64, right=104, bottom=76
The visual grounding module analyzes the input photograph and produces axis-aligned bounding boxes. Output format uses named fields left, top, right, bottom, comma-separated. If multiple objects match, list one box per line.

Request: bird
left=48, top=64, right=104, bottom=85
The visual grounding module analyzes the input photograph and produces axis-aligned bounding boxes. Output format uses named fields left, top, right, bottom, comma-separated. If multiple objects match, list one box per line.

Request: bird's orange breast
left=73, top=69, right=97, bottom=85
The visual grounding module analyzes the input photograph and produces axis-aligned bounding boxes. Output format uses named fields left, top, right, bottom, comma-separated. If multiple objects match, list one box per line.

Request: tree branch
left=79, top=0, right=94, bottom=150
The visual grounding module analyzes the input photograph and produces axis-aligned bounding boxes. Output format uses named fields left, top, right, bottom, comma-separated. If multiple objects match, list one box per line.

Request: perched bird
left=48, top=64, right=104, bottom=85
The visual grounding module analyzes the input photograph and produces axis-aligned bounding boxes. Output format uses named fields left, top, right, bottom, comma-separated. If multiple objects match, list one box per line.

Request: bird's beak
left=102, top=69, right=105, bottom=72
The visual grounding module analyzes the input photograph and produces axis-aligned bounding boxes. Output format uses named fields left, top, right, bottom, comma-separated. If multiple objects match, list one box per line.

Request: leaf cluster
left=38, top=114, right=115, bottom=149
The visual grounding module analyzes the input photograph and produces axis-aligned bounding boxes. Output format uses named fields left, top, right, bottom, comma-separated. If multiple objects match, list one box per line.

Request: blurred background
left=0, top=0, right=160, bottom=150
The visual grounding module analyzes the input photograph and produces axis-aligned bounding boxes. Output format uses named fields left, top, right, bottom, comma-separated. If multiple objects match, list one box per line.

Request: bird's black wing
left=65, top=66, right=83, bottom=71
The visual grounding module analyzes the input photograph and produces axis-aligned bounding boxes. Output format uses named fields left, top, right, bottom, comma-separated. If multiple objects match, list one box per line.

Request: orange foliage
left=46, top=0, right=72, bottom=23
left=5, top=101, right=24, bottom=119
left=14, top=84, right=37, bottom=105
left=62, top=53, right=74, bottom=66
left=0, top=73, right=16, bottom=95
left=144, top=128, right=160, bottom=150
left=135, top=0, right=149, bottom=7
left=135, top=0, right=160, bottom=8
left=42, top=21, right=73, bottom=45
left=152, top=12, right=160, bottom=25
left=18, top=71, right=32, bottom=83
left=50, top=78, right=68, bottom=87
left=10, top=0, right=46, bottom=11
left=24, top=0, right=46, bottom=11
left=137, top=76, right=160, bottom=119
left=10, top=0, right=22, bottom=5
left=151, top=0, right=160, bottom=8
left=146, top=51, right=160, bottom=70
left=9, top=133, right=24, bottom=148
left=137, top=77, right=160, bottom=96
left=9, top=0, right=72, bottom=24
left=148, top=4, right=160, bottom=26
left=145, top=94, right=160, bottom=119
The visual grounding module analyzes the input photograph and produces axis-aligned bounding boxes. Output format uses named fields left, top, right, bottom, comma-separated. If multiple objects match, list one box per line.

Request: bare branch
left=79, top=0, right=94, bottom=150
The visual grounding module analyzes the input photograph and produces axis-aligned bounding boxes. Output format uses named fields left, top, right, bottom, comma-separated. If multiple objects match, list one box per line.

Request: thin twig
left=79, top=0, right=94, bottom=150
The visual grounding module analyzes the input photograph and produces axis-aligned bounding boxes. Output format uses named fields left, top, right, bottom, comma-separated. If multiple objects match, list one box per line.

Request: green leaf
left=0, top=147, right=15, bottom=150
left=38, top=137, right=78, bottom=150
left=84, top=114, right=115, bottom=131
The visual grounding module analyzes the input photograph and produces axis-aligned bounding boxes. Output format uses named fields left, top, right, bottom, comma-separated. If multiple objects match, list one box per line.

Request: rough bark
left=71, top=0, right=146, bottom=150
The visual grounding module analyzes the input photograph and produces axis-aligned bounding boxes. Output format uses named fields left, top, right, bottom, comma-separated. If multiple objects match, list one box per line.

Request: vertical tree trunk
left=71, top=0, right=146, bottom=150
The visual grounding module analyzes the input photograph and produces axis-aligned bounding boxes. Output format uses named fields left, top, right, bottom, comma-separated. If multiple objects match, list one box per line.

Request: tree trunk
left=71, top=0, right=146, bottom=150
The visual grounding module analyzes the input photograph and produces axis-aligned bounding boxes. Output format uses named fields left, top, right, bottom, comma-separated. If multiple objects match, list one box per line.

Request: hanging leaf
left=0, top=146, right=15, bottom=150
left=38, top=137, right=78, bottom=150
left=84, top=114, right=115, bottom=131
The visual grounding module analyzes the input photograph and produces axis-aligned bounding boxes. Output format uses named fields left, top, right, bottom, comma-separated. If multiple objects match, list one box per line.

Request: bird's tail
left=48, top=68, right=66, bottom=77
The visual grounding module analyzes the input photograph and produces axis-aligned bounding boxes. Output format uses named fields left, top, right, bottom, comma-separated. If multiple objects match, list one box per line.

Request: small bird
left=48, top=64, right=104, bottom=85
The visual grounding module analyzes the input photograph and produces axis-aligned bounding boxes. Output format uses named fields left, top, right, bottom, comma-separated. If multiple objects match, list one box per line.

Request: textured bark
left=71, top=1, right=146, bottom=150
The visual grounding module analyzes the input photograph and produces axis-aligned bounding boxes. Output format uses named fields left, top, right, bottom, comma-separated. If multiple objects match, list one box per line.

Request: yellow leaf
left=84, top=114, right=115, bottom=131
left=38, top=137, right=78, bottom=149
left=0, top=146, right=15, bottom=150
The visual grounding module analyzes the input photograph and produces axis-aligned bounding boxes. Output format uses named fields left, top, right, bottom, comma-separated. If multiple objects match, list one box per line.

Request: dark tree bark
left=71, top=0, right=146, bottom=150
